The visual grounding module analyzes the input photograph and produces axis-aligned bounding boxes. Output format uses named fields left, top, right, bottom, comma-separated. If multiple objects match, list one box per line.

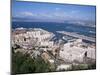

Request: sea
left=12, top=22, right=96, bottom=38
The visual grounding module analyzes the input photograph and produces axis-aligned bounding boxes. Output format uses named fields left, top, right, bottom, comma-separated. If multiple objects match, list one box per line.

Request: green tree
left=12, top=51, right=51, bottom=74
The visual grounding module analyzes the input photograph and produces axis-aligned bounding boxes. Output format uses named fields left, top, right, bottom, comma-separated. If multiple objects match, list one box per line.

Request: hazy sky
left=12, top=0, right=96, bottom=22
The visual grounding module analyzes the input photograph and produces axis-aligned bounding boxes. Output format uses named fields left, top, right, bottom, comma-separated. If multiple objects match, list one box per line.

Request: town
left=12, top=27, right=96, bottom=71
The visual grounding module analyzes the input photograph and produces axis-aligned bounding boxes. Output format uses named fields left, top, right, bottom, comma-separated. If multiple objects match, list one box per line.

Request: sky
left=12, top=0, right=96, bottom=22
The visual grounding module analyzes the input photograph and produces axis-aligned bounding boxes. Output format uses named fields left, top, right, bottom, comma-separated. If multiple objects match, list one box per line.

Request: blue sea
left=12, top=22, right=96, bottom=38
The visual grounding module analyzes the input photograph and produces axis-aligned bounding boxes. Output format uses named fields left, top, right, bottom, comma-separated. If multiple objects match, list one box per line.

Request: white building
left=56, top=64, right=72, bottom=71
left=48, top=59, right=54, bottom=64
left=59, top=39, right=96, bottom=62
left=40, top=41, right=54, bottom=47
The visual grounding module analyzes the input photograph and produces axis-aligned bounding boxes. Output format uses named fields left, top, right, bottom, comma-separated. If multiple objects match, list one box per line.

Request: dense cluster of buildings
left=12, top=28, right=54, bottom=49
left=12, top=28, right=96, bottom=71
left=60, top=39, right=95, bottom=63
